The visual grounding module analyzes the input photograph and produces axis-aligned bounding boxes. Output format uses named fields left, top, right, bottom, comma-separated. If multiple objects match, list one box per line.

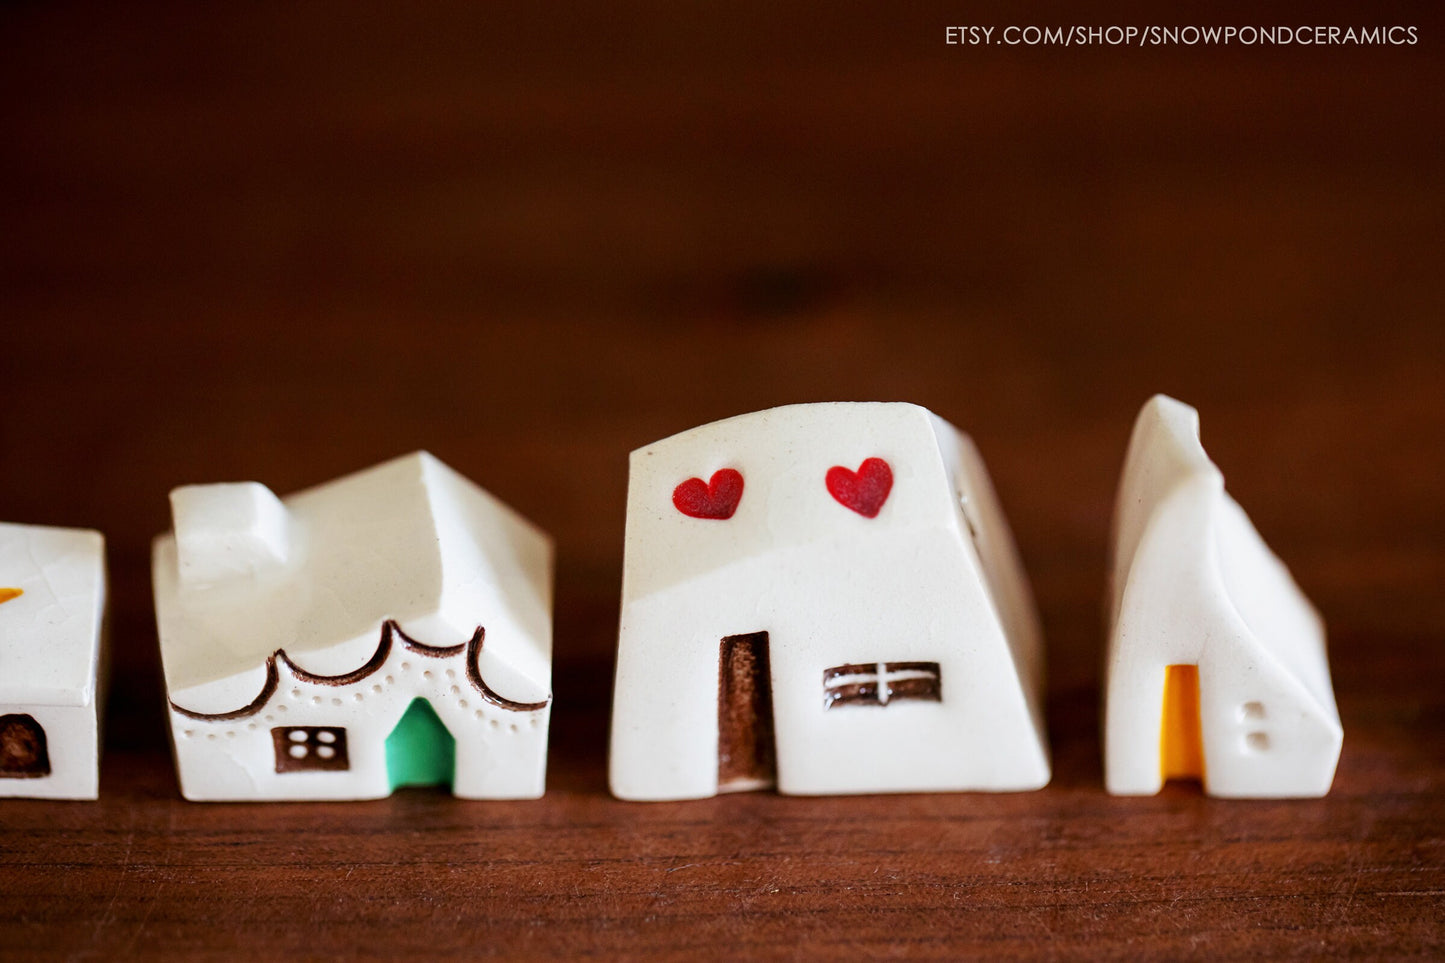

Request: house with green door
left=152, top=451, right=553, bottom=801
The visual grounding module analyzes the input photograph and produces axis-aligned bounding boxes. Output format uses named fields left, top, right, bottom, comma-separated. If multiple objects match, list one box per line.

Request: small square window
left=272, top=726, right=350, bottom=773
left=823, top=662, right=941, bottom=709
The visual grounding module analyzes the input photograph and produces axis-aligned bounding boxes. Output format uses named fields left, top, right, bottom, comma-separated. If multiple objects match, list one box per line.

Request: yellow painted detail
left=1160, top=663, right=1204, bottom=782
left=0, top=588, right=22, bottom=605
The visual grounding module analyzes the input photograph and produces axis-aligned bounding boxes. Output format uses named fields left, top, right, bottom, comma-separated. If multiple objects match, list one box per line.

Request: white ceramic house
left=610, top=402, right=1049, bottom=801
left=1104, top=395, right=1342, bottom=798
left=152, top=452, right=553, bottom=801
left=0, top=522, right=107, bottom=800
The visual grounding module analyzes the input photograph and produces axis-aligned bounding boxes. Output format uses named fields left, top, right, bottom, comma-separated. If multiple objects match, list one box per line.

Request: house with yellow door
left=1104, top=396, right=1342, bottom=798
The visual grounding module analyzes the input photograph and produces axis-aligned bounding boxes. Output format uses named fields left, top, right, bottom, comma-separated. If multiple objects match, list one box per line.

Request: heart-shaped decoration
left=673, top=468, right=744, bottom=520
left=826, top=457, right=893, bottom=518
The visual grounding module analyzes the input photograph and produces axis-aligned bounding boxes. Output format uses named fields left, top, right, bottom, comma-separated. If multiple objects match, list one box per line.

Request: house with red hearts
left=609, top=402, right=1050, bottom=800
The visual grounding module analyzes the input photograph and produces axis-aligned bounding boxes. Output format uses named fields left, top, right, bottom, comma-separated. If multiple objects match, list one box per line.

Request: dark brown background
left=2, top=2, right=1442, bottom=959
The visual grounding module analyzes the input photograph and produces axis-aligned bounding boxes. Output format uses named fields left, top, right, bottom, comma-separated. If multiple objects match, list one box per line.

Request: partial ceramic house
left=1104, top=395, right=1342, bottom=798
left=610, top=402, right=1049, bottom=801
left=0, top=522, right=107, bottom=799
left=152, top=452, right=553, bottom=801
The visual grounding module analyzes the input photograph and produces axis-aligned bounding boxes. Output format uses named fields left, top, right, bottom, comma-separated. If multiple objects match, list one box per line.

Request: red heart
left=826, top=457, right=893, bottom=518
left=673, top=468, right=744, bottom=520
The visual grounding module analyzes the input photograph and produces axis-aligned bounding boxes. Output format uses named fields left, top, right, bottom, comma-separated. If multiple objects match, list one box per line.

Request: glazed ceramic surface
left=1104, top=395, right=1342, bottom=798
left=153, top=452, right=553, bottom=801
left=610, top=402, right=1049, bottom=801
left=0, top=522, right=107, bottom=799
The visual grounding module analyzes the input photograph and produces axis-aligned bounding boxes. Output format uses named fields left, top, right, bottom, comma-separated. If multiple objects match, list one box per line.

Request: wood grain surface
left=1, top=2, right=1442, bottom=959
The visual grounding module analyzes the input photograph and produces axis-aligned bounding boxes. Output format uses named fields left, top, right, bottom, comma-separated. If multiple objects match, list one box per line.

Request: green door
left=385, top=698, right=455, bottom=791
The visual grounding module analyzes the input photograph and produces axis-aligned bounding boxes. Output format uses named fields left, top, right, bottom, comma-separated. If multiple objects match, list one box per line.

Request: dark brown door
left=0, top=714, right=51, bottom=778
left=717, top=631, right=776, bottom=792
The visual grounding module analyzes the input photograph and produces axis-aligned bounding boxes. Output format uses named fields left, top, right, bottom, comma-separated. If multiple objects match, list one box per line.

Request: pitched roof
left=1111, top=395, right=1335, bottom=717
left=154, top=452, right=552, bottom=712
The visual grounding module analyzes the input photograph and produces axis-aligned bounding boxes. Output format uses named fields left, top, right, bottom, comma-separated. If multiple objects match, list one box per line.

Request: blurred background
left=3, top=3, right=1444, bottom=956
left=2, top=0, right=1442, bottom=785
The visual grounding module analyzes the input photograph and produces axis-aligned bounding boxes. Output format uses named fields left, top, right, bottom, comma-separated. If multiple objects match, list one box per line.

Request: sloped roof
left=0, top=523, right=106, bottom=706
left=1111, top=395, right=1335, bottom=717
left=154, top=452, right=552, bottom=712
left=622, top=402, right=964, bottom=604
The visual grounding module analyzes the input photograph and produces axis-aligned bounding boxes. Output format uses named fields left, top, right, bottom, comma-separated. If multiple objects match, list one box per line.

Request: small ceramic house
left=0, top=522, right=107, bottom=800
left=1104, top=395, right=1342, bottom=798
left=152, top=452, right=553, bottom=801
left=609, top=402, right=1049, bottom=800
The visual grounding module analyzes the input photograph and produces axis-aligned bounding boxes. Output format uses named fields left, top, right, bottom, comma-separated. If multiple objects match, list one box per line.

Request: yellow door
left=1160, top=664, right=1204, bottom=782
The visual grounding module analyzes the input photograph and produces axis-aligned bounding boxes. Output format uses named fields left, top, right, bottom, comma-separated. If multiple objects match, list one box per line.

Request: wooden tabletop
left=2, top=2, right=1442, bottom=958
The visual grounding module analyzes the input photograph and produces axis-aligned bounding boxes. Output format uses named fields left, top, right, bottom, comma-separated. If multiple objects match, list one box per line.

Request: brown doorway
left=0, top=714, right=51, bottom=778
left=717, top=632, right=776, bottom=792
left=1160, top=664, right=1204, bottom=784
